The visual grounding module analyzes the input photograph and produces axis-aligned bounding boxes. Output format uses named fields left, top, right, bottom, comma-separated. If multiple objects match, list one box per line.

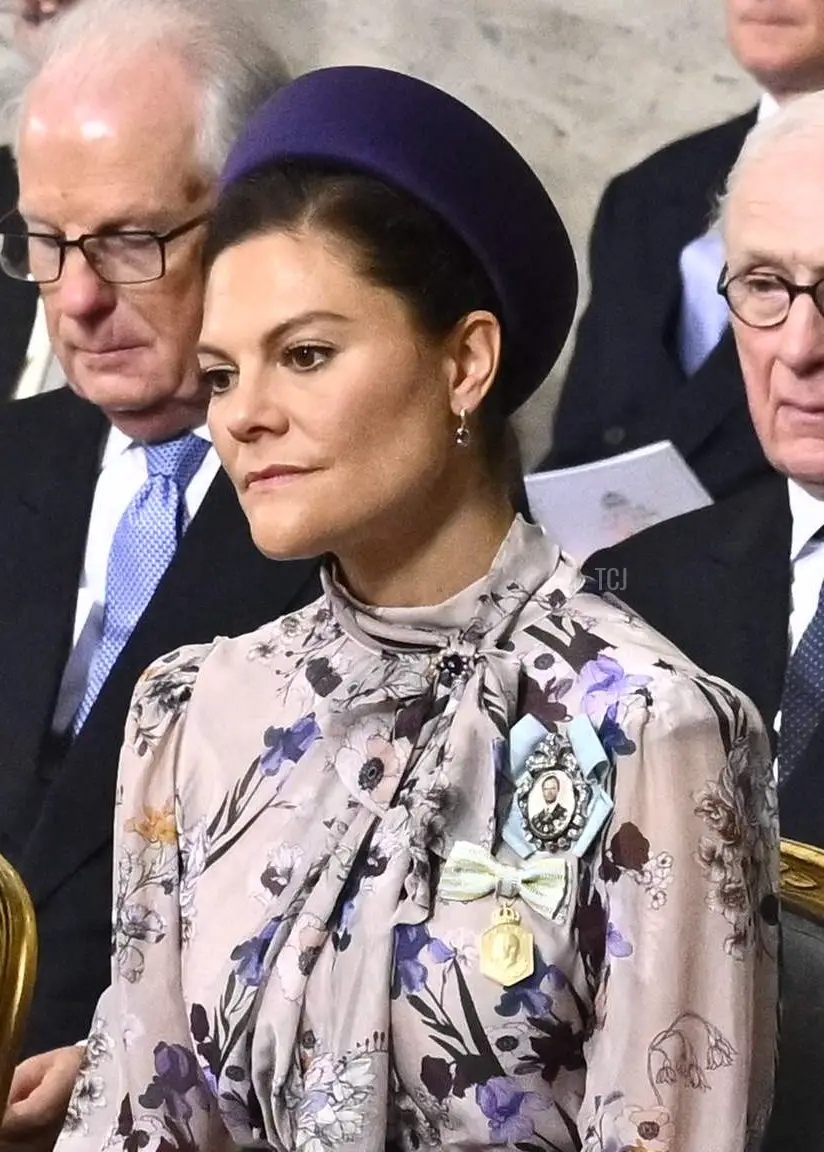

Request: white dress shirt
left=51, top=424, right=221, bottom=733
left=787, top=479, right=824, bottom=656
left=758, top=92, right=779, bottom=123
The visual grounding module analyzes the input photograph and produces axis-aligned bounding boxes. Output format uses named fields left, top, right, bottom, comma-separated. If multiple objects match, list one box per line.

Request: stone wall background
left=0, top=0, right=760, bottom=462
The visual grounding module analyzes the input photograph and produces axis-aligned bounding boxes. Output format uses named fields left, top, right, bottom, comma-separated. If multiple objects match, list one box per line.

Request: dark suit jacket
left=587, top=471, right=824, bottom=845
left=0, top=388, right=320, bottom=1056
left=544, top=109, right=769, bottom=500
left=0, top=145, right=38, bottom=399
left=586, top=474, right=824, bottom=1152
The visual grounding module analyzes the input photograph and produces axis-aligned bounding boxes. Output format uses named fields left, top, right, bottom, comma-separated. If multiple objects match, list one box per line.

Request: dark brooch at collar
left=432, top=647, right=476, bottom=689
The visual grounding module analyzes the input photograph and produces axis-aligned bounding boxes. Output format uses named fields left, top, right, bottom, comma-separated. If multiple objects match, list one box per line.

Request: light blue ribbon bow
left=501, top=714, right=613, bottom=858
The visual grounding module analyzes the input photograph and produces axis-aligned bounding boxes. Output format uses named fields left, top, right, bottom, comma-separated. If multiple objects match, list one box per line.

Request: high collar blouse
left=55, top=517, right=778, bottom=1152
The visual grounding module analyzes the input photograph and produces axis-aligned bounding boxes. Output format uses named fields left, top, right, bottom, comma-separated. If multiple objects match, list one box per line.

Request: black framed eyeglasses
left=717, top=263, right=824, bottom=329
left=0, top=212, right=210, bottom=285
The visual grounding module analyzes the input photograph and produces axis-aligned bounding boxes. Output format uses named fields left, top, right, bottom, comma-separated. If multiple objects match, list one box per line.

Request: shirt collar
left=788, top=478, right=824, bottom=561
left=100, top=421, right=212, bottom=471
left=757, top=92, right=779, bottom=122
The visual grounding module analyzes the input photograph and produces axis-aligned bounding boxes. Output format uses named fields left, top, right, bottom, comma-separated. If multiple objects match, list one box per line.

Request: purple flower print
left=138, top=1042, right=209, bottom=1123
left=392, top=923, right=432, bottom=997
left=598, top=703, right=636, bottom=758
left=476, top=1076, right=537, bottom=1141
left=427, top=936, right=455, bottom=963
left=579, top=655, right=650, bottom=723
left=495, top=954, right=552, bottom=1018
left=230, top=917, right=281, bottom=987
left=607, top=922, right=633, bottom=958
left=260, top=713, right=321, bottom=776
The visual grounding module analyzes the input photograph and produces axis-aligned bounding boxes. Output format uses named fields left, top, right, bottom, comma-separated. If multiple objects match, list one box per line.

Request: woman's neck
left=337, top=489, right=516, bottom=608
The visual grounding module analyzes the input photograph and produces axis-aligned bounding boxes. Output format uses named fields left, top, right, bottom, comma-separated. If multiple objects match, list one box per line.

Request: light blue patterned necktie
left=71, top=433, right=210, bottom=734
left=676, top=228, right=730, bottom=376
left=778, top=575, right=824, bottom=786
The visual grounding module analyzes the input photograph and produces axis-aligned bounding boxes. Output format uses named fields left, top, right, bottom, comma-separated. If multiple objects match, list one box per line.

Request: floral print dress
left=57, top=517, right=778, bottom=1152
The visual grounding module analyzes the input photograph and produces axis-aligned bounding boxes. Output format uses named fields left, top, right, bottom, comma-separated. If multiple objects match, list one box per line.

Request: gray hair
left=18, top=0, right=291, bottom=177
left=715, top=91, right=824, bottom=235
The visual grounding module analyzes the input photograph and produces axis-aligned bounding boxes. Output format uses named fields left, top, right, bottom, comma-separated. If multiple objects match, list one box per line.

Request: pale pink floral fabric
left=56, top=518, right=778, bottom=1152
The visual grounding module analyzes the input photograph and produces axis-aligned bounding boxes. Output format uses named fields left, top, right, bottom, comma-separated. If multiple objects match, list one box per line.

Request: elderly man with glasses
left=585, top=89, right=824, bottom=1151
left=589, top=90, right=824, bottom=846
left=0, top=0, right=319, bottom=1137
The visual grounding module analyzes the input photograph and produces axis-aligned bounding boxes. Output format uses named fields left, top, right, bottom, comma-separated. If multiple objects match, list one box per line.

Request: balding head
left=15, top=46, right=211, bottom=440
left=8, top=0, right=290, bottom=441
left=22, top=0, right=290, bottom=178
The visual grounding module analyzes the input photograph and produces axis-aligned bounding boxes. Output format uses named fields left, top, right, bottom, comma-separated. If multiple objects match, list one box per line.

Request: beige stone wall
left=0, top=0, right=761, bottom=461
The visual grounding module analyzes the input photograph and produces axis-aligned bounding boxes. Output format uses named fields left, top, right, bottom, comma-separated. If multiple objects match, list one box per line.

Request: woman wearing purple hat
left=55, top=67, right=777, bottom=1152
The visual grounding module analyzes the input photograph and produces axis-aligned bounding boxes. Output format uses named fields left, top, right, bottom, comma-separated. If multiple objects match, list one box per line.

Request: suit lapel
left=705, top=473, right=790, bottom=738
left=653, top=108, right=755, bottom=321
left=0, top=392, right=106, bottom=846
left=21, top=467, right=319, bottom=904
left=646, top=110, right=757, bottom=458
left=664, top=330, right=753, bottom=462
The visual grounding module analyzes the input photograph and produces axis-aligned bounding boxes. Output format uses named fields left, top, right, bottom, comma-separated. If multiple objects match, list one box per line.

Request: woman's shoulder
left=531, top=564, right=720, bottom=681
left=520, top=566, right=767, bottom=741
left=129, top=594, right=336, bottom=734
left=201, top=593, right=339, bottom=675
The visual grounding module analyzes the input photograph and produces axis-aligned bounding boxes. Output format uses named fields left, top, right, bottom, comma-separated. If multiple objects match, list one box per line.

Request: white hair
left=715, top=91, right=824, bottom=234
left=16, top=0, right=291, bottom=177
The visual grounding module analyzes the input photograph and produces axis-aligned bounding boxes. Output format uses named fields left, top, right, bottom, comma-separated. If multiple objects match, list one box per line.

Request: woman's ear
left=444, top=310, right=501, bottom=418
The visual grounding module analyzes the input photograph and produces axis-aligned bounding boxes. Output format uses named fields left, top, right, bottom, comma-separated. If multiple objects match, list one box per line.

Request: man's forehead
left=17, top=82, right=209, bottom=227
left=17, top=155, right=210, bottom=230
left=726, top=145, right=824, bottom=255
left=20, top=45, right=201, bottom=157
left=731, top=137, right=824, bottom=209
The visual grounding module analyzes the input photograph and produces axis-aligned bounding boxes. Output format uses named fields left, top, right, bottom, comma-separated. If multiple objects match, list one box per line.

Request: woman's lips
left=244, top=465, right=316, bottom=491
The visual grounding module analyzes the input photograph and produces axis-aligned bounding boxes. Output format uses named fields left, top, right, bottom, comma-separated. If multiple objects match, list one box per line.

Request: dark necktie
left=778, top=575, right=824, bottom=786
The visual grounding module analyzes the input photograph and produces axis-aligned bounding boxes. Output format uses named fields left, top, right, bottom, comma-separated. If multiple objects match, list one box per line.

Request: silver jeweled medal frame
left=515, top=731, right=591, bottom=851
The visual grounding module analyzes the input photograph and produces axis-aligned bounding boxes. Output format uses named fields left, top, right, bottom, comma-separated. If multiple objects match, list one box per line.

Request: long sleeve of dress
left=577, top=673, right=778, bottom=1152
left=55, top=645, right=228, bottom=1152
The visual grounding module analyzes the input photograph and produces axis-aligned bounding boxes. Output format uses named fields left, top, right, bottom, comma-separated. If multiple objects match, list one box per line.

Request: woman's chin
left=249, top=520, right=327, bottom=562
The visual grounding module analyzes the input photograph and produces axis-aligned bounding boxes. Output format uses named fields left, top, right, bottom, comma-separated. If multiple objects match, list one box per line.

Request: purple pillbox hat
left=220, top=66, right=577, bottom=414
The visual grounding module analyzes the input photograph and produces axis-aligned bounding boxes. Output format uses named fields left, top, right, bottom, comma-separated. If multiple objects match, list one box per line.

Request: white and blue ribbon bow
left=439, top=840, right=571, bottom=923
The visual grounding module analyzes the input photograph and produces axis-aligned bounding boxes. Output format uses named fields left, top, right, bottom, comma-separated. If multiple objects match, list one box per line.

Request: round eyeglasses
left=717, top=264, right=824, bottom=329
left=0, top=212, right=209, bottom=285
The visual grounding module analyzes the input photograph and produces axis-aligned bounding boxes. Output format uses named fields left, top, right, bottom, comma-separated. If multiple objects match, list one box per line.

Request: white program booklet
left=525, top=440, right=713, bottom=562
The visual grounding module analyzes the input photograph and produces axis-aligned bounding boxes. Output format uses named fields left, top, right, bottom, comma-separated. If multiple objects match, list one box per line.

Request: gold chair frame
left=780, top=837, right=824, bottom=921
left=0, top=854, right=37, bottom=1119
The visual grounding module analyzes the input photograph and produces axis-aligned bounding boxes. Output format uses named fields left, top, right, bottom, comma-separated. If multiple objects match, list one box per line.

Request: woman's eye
left=199, top=366, right=236, bottom=395
left=283, top=344, right=333, bottom=372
